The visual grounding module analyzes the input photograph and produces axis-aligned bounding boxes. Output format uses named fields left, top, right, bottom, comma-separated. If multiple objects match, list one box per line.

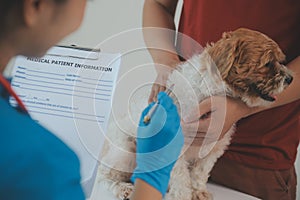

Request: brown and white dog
left=97, top=28, right=293, bottom=200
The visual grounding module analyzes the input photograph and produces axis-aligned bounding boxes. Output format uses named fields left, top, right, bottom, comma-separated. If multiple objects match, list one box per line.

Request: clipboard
left=47, top=45, right=101, bottom=60
left=46, top=45, right=107, bottom=198
left=10, top=45, right=121, bottom=198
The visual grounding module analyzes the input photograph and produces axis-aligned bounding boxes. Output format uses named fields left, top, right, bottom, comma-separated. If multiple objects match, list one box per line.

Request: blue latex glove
left=130, top=92, right=184, bottom=196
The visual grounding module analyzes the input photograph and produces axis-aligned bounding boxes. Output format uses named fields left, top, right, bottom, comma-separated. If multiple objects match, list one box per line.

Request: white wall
left=61, top=0, right=143, bottom=47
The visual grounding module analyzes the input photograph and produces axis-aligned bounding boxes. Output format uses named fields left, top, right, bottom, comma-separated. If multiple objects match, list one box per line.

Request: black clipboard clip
left=46, top=45, right=101, bottom=60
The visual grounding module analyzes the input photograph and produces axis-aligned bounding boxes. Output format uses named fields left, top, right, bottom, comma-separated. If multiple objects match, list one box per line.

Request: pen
left=143, top=84, right=175, bottom=124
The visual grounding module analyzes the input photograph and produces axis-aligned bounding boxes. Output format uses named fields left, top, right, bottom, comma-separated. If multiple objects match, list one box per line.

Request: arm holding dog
left=143, top=0, right=181, bottom=103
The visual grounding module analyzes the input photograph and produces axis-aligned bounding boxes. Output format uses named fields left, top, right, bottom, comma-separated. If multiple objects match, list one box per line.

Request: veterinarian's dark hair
left=0, top=0, right=21, bottom=31
left=0, top=0, right=67, bottom=37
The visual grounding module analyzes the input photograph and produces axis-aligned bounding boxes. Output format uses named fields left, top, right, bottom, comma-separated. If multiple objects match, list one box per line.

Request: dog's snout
left=285, top=75, right=293, bottom=85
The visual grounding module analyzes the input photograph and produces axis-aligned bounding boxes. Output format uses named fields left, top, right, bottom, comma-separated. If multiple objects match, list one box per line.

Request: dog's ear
left=207, top=32, right=240, bottom=79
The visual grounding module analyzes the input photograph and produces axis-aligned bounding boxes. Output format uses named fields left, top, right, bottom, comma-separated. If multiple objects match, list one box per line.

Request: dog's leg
left=98, top=153, right=136, bottom=199
left=190, top=156, right=213, bottom=200
left=97, top=115, right=137, bottom=199
left=98, top=168, right=134, bottom=199
left=190, top=127, right=235, bottom=200
left=164, top=155, right=193, bottom=200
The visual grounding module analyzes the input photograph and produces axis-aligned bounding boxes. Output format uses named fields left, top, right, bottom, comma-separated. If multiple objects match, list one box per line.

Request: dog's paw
left=192, top=190, right=213, bottom=200
left=115, top=182, right=134, bottom=200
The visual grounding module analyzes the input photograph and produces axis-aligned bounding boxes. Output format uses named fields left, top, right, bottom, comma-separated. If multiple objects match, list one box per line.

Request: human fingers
left=182, top=115, right=225, bottom=139
left=148, top=83, right=166, bottom=103
left=198, top=97, right=214, bottom=118
left=157, top=92, right=174, bottom=109
left=182, top=97, right=214, bottom=124
left=181, top=120, right=208, bottom=146
left=148, top=83, right=159, bottom=103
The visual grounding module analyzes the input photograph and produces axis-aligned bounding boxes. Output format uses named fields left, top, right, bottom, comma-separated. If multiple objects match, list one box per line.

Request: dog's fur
left=97, top=28, right=293, bottom=200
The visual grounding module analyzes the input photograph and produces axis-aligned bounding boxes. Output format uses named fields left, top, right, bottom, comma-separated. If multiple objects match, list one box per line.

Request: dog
left=97, top=28, right=293, bottom=200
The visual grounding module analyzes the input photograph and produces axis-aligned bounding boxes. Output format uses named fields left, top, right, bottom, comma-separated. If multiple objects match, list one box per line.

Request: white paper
left=10, top=46, right=121, bottom=197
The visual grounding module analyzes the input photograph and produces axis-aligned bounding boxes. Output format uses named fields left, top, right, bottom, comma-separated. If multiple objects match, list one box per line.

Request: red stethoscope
left=0, top=74, right=27, bottom=112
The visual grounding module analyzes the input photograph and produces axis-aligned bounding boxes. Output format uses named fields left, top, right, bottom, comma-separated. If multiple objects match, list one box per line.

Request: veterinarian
left=0, top=0, right=184, bottom=199
left=143, top=0, right=300, bottom=199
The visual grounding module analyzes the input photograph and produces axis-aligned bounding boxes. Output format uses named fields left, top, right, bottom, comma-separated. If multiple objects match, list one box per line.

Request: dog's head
left=207, top=28, right=293, bottom=107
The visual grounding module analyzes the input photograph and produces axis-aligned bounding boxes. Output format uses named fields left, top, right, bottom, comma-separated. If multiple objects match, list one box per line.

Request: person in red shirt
left=143, top=0, right=300, bottom=199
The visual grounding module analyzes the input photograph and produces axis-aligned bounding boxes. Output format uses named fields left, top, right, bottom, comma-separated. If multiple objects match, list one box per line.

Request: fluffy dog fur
left=97, top=28, right=293, bottom=200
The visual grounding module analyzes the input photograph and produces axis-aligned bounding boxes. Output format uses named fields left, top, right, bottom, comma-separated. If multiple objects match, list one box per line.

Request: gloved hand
left=131, top=92, right=184, bottom=196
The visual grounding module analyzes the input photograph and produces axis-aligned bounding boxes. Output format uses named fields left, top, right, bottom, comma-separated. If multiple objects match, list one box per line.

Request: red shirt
left=177, top=0, right=300, bottom=170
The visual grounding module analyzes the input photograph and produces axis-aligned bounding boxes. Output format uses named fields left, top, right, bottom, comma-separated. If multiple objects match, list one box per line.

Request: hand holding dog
left=147, top=52, right=180, bottom=103
left=148, top=67, right=174, bottom=103
left=182, top=96, right=252, bottom=147
left=131, top=92, right=184, bottom=196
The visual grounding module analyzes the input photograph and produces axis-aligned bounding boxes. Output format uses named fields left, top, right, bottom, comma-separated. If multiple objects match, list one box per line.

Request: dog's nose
left=285, top=76, right=293, bottom=85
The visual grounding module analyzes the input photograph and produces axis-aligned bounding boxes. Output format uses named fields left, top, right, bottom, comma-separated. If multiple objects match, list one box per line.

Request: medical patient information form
left=10, top=46, right=121, bottom=197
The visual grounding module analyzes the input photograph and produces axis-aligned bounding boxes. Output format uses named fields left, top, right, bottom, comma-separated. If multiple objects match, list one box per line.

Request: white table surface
left=88, top=180, right=260, bottom=200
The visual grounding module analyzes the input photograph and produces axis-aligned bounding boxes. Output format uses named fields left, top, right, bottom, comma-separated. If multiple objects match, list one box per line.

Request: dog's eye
left=265, top=62, right=273, bottom=68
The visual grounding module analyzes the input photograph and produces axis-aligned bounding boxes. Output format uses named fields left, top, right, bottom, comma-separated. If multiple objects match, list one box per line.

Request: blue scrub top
left=0, top=83, right=85, bottom=199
